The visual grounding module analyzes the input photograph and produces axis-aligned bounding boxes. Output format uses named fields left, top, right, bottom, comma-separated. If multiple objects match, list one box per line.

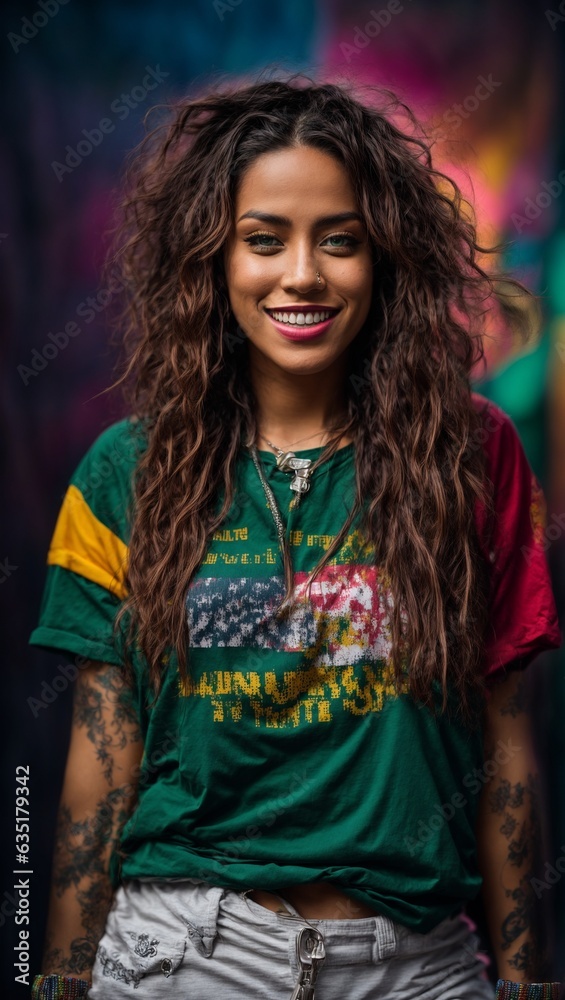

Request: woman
left=29, top=75, right=562, bottom=999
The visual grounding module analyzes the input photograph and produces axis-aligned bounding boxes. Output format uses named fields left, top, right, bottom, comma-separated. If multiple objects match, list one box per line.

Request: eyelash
left=243, top=230, right=360, bottom=252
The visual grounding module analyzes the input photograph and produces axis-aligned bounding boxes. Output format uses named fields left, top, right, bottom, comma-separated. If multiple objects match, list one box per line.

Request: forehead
left=234, top=146, right=358, bottom=211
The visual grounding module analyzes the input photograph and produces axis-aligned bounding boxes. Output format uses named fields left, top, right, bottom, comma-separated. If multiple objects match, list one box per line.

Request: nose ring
left=316, top=271, right=322, bottom=284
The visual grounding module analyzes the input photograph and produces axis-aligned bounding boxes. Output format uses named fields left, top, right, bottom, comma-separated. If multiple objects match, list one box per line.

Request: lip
left=265, top=304, right=340, bottom=313
left=264, top=308, right=339, bottom=341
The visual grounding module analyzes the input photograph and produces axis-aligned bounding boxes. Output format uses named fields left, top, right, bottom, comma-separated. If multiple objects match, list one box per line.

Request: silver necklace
left=248, top=427, right=335, bottom=514
left=259, top=435, right=318, bottom=502
left=247, top=435, right=339, bottom=573
left=248, top=444, right=288, bottom=555
left=262, top=429, right=329, bottom=450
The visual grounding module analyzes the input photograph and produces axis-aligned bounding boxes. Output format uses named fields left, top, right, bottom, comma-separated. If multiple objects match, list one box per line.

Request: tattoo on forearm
left=52, top=787, right=133, bottom=893
left=43, top=787, right=134, bottom=975
left=508, top=942, right=537, bottom=976
left=72, top=668, right=142, bottom=785
left=42, top=877, right=114, bottom=975
left=488, top=771, right=550, bottom=979
left=499, top=675, right=529, bottom=718
left=489, top=777, right=526, bottom=813
left=43, top=930, right=96, bottom=977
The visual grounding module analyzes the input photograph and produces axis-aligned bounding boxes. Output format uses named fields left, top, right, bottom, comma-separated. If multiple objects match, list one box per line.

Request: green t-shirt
left=29, top=399, right=561, bottom=932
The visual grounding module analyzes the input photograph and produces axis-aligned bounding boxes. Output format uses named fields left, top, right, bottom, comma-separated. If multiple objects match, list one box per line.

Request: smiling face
left=223, top=145, right=374, bottom=381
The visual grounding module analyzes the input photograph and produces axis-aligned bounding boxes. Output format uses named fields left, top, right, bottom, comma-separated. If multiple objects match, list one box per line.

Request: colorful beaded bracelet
left=31, top=974, right=91, bottom=998
left=495, top=980, right=561, bottom=1000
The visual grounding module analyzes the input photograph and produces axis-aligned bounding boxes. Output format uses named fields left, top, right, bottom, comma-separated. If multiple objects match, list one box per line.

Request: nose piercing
left=316, top=271, right=322, bottom=284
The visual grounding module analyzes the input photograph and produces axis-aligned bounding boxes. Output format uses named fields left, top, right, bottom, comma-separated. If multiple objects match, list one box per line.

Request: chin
left=275, top=356, right=337, bottom=375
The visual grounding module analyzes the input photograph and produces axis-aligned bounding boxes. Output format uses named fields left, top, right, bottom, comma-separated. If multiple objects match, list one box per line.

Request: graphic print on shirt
left=179, top=526, right=408, bottom=727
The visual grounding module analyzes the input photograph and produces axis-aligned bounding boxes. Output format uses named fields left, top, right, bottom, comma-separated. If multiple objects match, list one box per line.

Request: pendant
left=275, top=451, right=313, bottom=496
left=290, top=474, right=311, bottom=493
left=275, top=452, right=312, bottom=474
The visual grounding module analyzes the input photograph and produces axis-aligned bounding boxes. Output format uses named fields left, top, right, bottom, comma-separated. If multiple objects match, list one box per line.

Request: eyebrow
left=236, top=210, right=365, bottom=227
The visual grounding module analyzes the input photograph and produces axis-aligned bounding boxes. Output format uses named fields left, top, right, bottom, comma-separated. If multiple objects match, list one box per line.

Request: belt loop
left=199, top=884, right=225, bottom=958
left=373, top=915, right=397, bottom=961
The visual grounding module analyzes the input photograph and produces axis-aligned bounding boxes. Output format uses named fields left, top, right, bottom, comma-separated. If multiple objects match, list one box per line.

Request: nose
left=280, top=244, right=321, bottom=293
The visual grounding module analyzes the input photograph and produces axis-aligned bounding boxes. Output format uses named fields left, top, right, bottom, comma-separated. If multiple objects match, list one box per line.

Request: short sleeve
left=475, top=398, right=562, bottom=680
left=29, top=419, right=144, bottom=666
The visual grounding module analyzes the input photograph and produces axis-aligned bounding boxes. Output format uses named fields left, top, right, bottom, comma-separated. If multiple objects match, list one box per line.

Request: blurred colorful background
left=3, top=0, right=565, bottom=992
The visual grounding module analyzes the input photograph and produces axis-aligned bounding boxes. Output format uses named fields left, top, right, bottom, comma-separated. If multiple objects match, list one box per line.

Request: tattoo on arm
left=51, top=787, right=132, bottom=892
left=42, top=786, right=135, bottom=976
left=499, top=674, right=529, bottom=719
left=72, top=667, right=142, bottom=785
left=488, top=772, right=550, bottom=979
left=42, top=877, right=114, bottom=976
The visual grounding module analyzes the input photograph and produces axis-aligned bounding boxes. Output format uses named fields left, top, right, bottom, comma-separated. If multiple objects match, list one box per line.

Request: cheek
left=227, top=249, right=272, bottom=298
left=331, top=257, right=373, bottom=302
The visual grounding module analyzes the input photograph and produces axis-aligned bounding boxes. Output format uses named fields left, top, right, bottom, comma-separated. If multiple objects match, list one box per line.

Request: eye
left=243, top=231, right=281, bottom=251
left=242, top=230, right=361, bottom=254
left=321, top=232, right=360, bottom=251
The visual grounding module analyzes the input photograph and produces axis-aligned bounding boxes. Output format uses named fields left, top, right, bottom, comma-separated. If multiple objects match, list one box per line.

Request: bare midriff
left=246, top=881, right=380, bottom=919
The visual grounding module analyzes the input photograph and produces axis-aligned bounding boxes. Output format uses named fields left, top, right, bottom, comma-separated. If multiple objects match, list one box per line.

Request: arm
left=40, top=660, right=144, bottom=983
left=476, top=665, right=551, bottom=981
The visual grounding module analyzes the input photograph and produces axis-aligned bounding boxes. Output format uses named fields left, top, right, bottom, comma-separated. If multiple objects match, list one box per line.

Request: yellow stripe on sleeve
left=47, top=484, right=129, bottom=599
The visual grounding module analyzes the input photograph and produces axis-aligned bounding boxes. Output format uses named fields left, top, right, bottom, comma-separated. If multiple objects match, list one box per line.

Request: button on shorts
left=87, top=877, right=496, bottom=999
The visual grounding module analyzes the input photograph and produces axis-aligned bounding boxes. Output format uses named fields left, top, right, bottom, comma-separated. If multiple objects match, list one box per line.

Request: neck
left=248, top=346, right=350, bottom=450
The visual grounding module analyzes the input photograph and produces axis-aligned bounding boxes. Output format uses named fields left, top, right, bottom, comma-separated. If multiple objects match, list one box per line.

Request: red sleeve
left=472, top=394, right=562, bottom=681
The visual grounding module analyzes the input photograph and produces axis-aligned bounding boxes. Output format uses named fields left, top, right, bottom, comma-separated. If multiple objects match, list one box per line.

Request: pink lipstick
left=264, top=309, right=339, bottom=342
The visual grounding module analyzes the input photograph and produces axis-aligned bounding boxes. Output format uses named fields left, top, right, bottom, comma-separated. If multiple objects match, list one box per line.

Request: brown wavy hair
left=105, top=71, right=534, bottom=722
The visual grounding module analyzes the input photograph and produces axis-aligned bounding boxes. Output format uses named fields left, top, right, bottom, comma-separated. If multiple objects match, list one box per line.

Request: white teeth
left=269, top=309, right=334, bottom=326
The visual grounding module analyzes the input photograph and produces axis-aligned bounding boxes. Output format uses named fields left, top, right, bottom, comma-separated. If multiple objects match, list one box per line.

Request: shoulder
left=67, top=416, right=149, bottom=544
left=470, top=391, right=530, bottom=491
left=470, top=391, right=520, bottom=452
left=71, top=417, right=147, bottom=483
left=470, top=392, right=540, bottom=557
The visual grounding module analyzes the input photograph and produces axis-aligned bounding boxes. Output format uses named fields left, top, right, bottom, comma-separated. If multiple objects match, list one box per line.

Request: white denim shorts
left=87, top=878, right=496, bottom=999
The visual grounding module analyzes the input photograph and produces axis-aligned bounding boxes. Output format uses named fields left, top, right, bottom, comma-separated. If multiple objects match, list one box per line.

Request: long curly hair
left=105, top=72, right=534, bottom=721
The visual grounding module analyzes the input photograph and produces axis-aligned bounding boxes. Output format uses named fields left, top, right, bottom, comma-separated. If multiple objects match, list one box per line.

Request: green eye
left=243, top=231, right=360, bottom=251
left=243, top=233, right=280, bottom=248
left=323, top=234, right=359, bottom=248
